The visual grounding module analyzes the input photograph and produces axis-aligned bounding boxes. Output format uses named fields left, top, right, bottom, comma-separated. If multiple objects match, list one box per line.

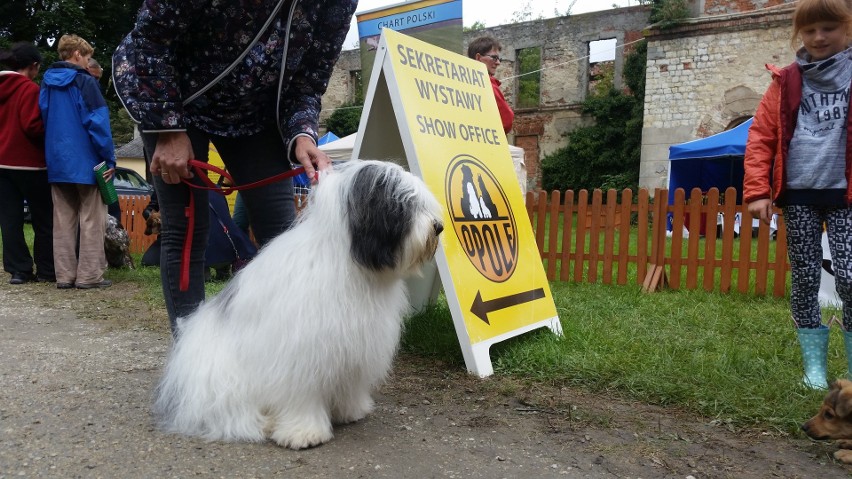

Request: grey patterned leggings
left=784, top=204, right=852, bottom=329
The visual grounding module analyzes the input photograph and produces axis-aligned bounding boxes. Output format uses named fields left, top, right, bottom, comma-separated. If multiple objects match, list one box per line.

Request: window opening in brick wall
left=589, top=38, right=616, bottom=63
left=588, top=39, right=617, bottom=95
left=516, top=46, right=541, bottom=109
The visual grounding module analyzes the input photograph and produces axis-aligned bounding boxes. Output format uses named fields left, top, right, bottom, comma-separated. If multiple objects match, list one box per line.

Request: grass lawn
left=6, top=223, right=843, bottom=435
left=405, top=283, right=843, bottom=434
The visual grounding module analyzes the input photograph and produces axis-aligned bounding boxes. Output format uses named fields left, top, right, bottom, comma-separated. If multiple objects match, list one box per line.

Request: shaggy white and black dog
left=153, top=160, right=444, bottom=449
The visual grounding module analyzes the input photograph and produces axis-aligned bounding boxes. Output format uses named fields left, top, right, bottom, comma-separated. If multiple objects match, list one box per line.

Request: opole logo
left=444, top=155, right=517, bottom=282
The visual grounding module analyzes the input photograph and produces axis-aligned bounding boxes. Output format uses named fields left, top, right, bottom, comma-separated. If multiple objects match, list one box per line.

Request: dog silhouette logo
left=444, top=155, right=517, bottom=282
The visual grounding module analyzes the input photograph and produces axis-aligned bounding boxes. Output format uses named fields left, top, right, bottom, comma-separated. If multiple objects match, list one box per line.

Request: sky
left=343, top=0, right=635, bottom=50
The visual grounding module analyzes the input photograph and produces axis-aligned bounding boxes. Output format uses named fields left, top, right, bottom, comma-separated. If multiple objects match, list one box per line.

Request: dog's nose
left=433, top=221, right=444, bottom=236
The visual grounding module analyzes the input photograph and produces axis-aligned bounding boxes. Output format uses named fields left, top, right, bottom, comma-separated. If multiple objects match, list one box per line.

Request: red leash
left=176, top=159, right=307, bottom=291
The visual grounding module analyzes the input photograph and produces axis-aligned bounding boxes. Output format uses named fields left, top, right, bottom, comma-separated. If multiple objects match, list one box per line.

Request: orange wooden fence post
left=669, top=188, right=686, bottom=290
left=702, top=188, right=720, bottom=292
left=719, top=187, right=738, bottom=293
left=772, top=212, right=789, bottom=298
left=635, top=188, right=650, bottom=285
left=546, top=190, right=561, bottom=279
left=642, top=188, right=668, bottom=292
left=616, top=188, right=632, bottom=285
left=560, top=190, right=575, bottom=282
left=602, top=189, right=617, bottom=285
left=573, top=190, right=589, bottom=283
left=587, top=189, right=602, bottom=283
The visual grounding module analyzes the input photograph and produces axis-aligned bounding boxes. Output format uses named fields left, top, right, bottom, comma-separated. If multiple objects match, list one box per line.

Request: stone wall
left=702, top=0, right=792, bottom=15
left=320, top=6, right=651, bottom=190
left=321, top=2, right=805, bottom=194
left=639, top=4, right=794, bottom=192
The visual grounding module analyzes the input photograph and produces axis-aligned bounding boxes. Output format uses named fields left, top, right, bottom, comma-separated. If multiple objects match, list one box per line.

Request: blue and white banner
left=356, top=0, right=463, bottom=73
left=357, top=0, right=463, bottom=38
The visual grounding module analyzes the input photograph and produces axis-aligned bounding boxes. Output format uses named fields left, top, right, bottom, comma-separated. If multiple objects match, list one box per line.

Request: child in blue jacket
left=39, top=34, right=116, bottom=290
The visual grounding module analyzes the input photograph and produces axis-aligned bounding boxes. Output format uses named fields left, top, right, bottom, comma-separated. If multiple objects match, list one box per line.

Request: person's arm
left=279, top=0, right=357, bottom=178
left=113, top=0, right=209, bottom=182
left=492, top=81, right=514, bottom=134
left=112, top=0, right=206, bottom=132
left=78, top=74, right=117, bottom=176
left=743, top=78, right=780, bottom=225
left=19, top=82, right=44, bottom=141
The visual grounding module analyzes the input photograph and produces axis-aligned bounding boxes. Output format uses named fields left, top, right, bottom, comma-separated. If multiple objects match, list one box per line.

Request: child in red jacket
left=0, top=42, right=55, bottom=285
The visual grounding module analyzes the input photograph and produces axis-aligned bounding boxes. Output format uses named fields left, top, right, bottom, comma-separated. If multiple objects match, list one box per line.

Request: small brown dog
left=802, top=379, right=852, bottom=463
left=145, top=210, right=161, bottom=236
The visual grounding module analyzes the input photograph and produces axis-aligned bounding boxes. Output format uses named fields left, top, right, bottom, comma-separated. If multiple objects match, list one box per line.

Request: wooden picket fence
left=117, top=192, right=311, bottom=255
left=118, top=195, right=156, bottom=255
left=120, top=187, right=791, bottom=297
left=525, top=186, right=791, bottom=297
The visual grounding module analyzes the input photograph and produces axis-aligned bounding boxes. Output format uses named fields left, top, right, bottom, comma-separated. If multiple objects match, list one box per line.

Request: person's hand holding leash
left=293, top=136, right=332, bottom=184
left=152, top=131, right=195, bottom=184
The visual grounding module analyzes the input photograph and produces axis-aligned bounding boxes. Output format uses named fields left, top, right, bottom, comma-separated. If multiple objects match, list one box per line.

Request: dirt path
left=0, top=280, right=849, bottom=478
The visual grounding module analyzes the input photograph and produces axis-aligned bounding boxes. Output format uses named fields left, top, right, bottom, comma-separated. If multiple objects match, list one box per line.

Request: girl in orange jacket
left=744, top=0, right=852, bottom=390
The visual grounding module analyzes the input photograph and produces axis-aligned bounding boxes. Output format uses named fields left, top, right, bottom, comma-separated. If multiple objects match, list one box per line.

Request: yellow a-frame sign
left=353, top=29, right=561, bottom=377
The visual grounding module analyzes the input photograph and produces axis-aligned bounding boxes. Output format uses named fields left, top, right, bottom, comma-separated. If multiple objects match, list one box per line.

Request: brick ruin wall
left=321, top=7, right=651, bottom=191
left=640, top=5, right=794, bottom=191
left=321, top=2, right=797, bottom=194
left=702, top=0, right=792, bottom=15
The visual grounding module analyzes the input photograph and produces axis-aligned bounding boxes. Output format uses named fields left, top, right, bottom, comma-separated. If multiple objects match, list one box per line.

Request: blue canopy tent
left=667, top=118, right=752, bottom=232
left=317, top=131, right=340, bottom=146
left=668, top=118, right=752, bottom=203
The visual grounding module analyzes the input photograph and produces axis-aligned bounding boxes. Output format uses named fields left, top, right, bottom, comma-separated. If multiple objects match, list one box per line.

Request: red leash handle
left=175, top=159, right=308, bottom=291
left=182, top=159, right=306, bottom=194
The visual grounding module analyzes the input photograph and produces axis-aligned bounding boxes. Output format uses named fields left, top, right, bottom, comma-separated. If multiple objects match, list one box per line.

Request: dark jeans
left=0, top=168, right=54, bottom=279
left=142, top=126, right=296, bottom=331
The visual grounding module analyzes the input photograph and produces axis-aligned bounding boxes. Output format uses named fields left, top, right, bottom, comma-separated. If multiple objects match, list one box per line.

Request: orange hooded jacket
left=743, top=62, right=852, bottom=205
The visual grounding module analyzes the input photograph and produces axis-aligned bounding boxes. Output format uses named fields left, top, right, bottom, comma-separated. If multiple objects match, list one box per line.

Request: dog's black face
left=346, top=163, right=442, bottom=272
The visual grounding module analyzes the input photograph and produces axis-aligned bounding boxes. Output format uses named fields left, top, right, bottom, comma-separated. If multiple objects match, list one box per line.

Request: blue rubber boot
left=843, top=328, right=852, bottom=381
left=797, top=326, right=829, bottom=390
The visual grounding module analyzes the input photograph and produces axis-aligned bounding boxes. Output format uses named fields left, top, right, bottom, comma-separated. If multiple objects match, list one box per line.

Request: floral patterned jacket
left=113, top=0, right=356, bottom=150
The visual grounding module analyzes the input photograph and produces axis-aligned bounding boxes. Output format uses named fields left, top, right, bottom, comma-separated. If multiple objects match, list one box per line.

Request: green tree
left=325, top=103, right=363, bottom=138
left=650, top=0, right=690, bottom=27
left=516, top=46, right=541, bottom=109
left=540, top=41, right=647, bottom=192
left=463, top=21, right=486, bottom=33
left=0, top=0, right=137, bottom=54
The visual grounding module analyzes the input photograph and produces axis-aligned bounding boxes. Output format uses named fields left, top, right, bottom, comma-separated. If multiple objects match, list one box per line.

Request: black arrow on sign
left=470, top=288, right=546, bottom=325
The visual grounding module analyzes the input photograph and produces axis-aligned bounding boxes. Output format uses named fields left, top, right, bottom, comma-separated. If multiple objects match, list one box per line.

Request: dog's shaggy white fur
left=153, top=160, right=443, bottom=449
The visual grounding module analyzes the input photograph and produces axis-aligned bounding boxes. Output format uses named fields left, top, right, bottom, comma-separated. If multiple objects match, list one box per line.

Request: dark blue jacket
left=39, top=62, right=116, bottom=184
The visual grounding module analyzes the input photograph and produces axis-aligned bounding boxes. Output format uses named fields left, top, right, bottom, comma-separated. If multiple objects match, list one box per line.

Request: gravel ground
left=0, top=280, right=850, bottom=478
